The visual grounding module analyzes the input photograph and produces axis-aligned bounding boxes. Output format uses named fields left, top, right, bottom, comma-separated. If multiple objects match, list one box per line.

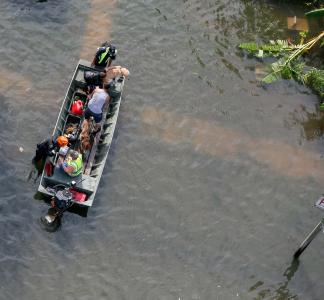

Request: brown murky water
left=0, top=0, right=324, bottom=299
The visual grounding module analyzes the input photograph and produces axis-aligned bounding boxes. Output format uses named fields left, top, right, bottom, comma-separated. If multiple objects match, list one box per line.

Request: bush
left=304, top=68, right=324, bottom=99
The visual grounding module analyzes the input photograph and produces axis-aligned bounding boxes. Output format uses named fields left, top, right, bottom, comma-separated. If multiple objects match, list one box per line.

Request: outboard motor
left=54, top=188, right=73, bottom=210
left=41, top=181, right=77, bottom=232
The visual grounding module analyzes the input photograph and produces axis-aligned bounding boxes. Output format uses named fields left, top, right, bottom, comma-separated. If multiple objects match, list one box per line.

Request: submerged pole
left=293, top=218, right=324, bottom=259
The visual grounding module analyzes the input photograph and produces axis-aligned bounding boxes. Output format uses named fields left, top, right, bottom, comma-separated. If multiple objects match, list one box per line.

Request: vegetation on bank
left=279, top=0, right=322, bottom=8
left=239, top=2, right=324, bottom=102
left=239, top=31, right=324, bottom=100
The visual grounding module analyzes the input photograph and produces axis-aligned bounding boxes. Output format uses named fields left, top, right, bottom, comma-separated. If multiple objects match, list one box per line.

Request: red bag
left=70, top=190, right=87, bottom=202
left=71, top=100, right=83, bottom=115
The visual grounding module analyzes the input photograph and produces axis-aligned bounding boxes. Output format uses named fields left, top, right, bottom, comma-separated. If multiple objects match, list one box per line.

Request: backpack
left=84, top=71, right=101, bottom=86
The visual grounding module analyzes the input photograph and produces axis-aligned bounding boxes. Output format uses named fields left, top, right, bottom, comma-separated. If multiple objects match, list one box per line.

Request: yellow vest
left=66, top=154, right=83, bottom=177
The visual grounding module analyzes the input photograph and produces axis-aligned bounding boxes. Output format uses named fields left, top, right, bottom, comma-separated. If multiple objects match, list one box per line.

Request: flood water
left=1, top=0, right=324, bottom=299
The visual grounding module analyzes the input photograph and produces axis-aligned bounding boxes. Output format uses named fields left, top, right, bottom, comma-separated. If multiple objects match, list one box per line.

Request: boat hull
left=37, top=59, right=124, bottom=207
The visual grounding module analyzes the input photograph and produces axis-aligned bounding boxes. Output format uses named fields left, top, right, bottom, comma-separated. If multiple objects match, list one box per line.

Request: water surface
left=1, top=1, right=324, bottom=299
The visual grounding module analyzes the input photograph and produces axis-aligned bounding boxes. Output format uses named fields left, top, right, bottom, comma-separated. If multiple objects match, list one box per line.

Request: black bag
left=84, top=71, right=101, bottom=86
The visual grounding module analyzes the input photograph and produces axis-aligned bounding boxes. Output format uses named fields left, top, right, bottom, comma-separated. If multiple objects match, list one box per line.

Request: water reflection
left=141, top=106, right=324, bottom=181
left=0, top=69, right=32, bottom=95
left=81, top=0, right=115, bottom=59
left=249, top=258, right=300, bottom=299
left=0, top=0, right=113, bottom=102
left=0, top=0, right=323, bottom=298
left=287, top=105, right=324, bottom=141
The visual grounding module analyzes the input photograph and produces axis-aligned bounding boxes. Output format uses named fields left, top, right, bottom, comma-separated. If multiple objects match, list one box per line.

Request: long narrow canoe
left=37, top=59, right=124, bottom=207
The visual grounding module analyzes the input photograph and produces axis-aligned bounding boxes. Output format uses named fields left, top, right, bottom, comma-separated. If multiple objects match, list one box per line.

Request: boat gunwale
left=37, top=59, right=124, bottom=207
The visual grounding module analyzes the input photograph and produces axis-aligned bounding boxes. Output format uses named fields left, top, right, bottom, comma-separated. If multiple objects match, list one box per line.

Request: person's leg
left=93, top=123, right=101, bottom=133
left=92, top=113, right=103, bottom=134
left=84, top=108, right=92, bottom=120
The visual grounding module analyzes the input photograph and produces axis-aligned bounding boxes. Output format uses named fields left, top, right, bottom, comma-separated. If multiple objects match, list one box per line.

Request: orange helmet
left=57, top=136, right=69, bottom=147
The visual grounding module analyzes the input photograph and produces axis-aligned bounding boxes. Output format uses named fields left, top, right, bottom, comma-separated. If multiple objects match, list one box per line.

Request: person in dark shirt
left=91, top=42, right=117, bottom=69
left=83, top=69, right=106, bottom=94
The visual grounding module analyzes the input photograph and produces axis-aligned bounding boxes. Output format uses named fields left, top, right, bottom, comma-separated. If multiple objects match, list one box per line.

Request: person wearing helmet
left=56, top=136, right=69, bottom=148
left=83, top=69, right=107, bottom=95
left=91, top=41, right=117, bottom=69
left=58, top=150, right=83, bottom=177
left=30, top=135, right=70, bottom=180
left=84, top=69, right=106, bottom=88
left=33, top=135, right=67, bottom=164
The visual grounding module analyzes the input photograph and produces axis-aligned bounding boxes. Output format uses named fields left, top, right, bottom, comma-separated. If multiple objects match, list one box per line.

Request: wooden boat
left=37, top=59, right=124, bottom=207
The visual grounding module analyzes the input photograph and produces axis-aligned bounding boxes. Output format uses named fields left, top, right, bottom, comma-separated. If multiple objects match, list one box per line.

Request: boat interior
left=38, top=60, right=124, bottom=207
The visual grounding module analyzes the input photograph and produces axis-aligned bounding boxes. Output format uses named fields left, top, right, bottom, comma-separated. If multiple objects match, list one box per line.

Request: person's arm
left=105, top=65, right=121, bottom=71
left=91, top=56, right=96, bottom=68
left=62, top=162, right=74, bottom=175
left=107, top=58, right=112, bottom=67
left=87, top=86, right=99, bottom=100
left=102, top=96, right=110, bottom=112
left=58, top=157, right=72, bottom=173
left=91, top=49, right=102, bottom=67
left=57, top=156, right=63, bottom=166
left=87, top=89, right=95, bottom=100
left=91, top=52, right=99, bottom=67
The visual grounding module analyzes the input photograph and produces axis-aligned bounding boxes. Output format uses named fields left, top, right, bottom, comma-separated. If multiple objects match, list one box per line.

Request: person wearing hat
left=58, top=150, right=83, bottom=177
left=56, top=136, right=69, bottom=148
left=91, top=41, right=117, bottom=69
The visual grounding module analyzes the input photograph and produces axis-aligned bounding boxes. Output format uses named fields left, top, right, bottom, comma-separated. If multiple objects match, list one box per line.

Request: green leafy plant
left=304, top=68, right=324, bottom=98
left=239, top=40, right=300, bottom=58
left=262, top=32, right=324, bottom=83
left=240, top=31, right=324, bottom=99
